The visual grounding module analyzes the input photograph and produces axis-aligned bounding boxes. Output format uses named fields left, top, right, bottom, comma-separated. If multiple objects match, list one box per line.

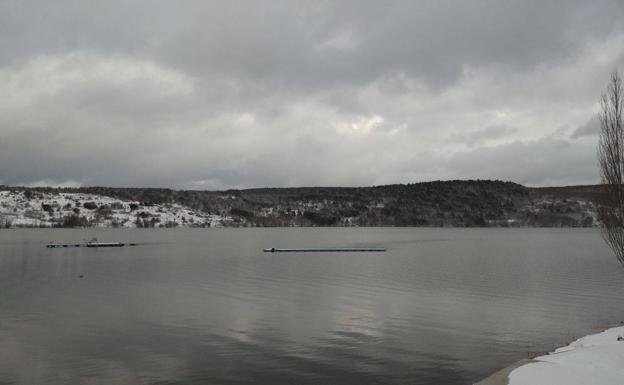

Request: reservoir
left=1, top=228, right=622, bottom=384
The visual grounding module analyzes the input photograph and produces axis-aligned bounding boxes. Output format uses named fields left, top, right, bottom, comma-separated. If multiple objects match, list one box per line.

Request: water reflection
left=0, top=228, right=622, bottom=384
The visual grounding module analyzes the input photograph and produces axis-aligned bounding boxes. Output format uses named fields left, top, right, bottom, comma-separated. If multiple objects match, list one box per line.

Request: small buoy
left=79, top=275, right=84, bottom=278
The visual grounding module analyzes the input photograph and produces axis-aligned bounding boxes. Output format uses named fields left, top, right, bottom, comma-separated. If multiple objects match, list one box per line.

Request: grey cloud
left=442, top=137, right=599, bottom=186
left=0, top=1, right=622, bottom=189
left=572, top=115, right=601, bottom=139
left=157, top=0, right=624, bottom=91
left=2, top=1, right=622, bottom=88
left=450, top=125, right=519, bottom=147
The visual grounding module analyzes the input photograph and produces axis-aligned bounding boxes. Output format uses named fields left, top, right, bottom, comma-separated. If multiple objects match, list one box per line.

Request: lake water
left=1, top=228, right=623, bottom=385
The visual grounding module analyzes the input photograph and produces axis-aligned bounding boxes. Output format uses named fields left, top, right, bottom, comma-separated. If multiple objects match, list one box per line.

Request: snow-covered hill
left=0, top=190, right=229, bottom=228
left=0, top=181, right=601, bottom=228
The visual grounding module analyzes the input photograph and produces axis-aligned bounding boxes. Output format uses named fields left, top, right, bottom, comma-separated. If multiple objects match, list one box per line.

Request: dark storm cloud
left=0, top=0, right=623, bottom=188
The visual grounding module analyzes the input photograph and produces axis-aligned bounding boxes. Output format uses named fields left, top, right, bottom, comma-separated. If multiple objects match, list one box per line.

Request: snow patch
left=509, top=326, right=624, bottom=385
left=0, top=190, right=229, bottom=228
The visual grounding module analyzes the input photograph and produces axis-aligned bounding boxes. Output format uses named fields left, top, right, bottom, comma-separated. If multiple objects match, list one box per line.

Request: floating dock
left=46, top=238, right=136, bottom=248
left=263, top=247, right=386, bottom=253
left=46, top=242, right=135, bottom=248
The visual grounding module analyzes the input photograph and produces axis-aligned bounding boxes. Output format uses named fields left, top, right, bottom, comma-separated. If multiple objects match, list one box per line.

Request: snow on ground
left=0, top=190, right=229, bottom=228
left=509, top=326, right=624, bottom=385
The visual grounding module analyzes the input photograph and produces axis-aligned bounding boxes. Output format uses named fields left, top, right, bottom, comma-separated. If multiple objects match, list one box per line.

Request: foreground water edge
left=1, top=228, right=623, bottom=385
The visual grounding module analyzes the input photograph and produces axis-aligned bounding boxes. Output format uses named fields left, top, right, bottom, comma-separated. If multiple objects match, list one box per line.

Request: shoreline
left=474, top=324, right=624, bottom=385
left=474, top=359, right=535, bottom=385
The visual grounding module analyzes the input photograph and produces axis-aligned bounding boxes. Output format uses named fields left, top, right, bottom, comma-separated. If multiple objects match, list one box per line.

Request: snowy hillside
left=0, top=181, right=601, bottom=228
left=0, top=190, right=229, bottom=228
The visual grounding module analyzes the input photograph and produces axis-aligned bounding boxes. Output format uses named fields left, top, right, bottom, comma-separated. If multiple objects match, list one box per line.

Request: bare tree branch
left=598, top=70, right=624, bottom=265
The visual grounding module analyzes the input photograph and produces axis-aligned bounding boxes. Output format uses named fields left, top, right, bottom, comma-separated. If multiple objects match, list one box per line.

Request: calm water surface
left=1, top=228, right=623, bottom=385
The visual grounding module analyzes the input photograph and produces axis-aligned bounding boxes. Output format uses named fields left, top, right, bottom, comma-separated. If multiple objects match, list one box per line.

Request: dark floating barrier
left=46, top=238, right=136, bottom=249
left=263, top=247, right=386, bottom=253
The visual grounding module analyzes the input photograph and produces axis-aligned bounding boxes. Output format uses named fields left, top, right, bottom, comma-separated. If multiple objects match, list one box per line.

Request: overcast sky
left=1, top=0, right=623, bottom=189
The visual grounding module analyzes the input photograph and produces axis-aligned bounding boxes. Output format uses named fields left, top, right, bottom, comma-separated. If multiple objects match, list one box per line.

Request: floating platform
left=263, top=247, right=386, bottom=253
left=46, top=242, right=135, bottom=248
left=46, top=238, right=136, bottom=248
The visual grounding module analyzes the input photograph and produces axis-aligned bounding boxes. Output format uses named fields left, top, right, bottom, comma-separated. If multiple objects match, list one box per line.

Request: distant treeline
left=0, top=180, right=602, bottom=227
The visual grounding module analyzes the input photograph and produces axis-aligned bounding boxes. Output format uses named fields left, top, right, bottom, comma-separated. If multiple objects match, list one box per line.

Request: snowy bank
left=508, top=326, right=624, bottom=385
